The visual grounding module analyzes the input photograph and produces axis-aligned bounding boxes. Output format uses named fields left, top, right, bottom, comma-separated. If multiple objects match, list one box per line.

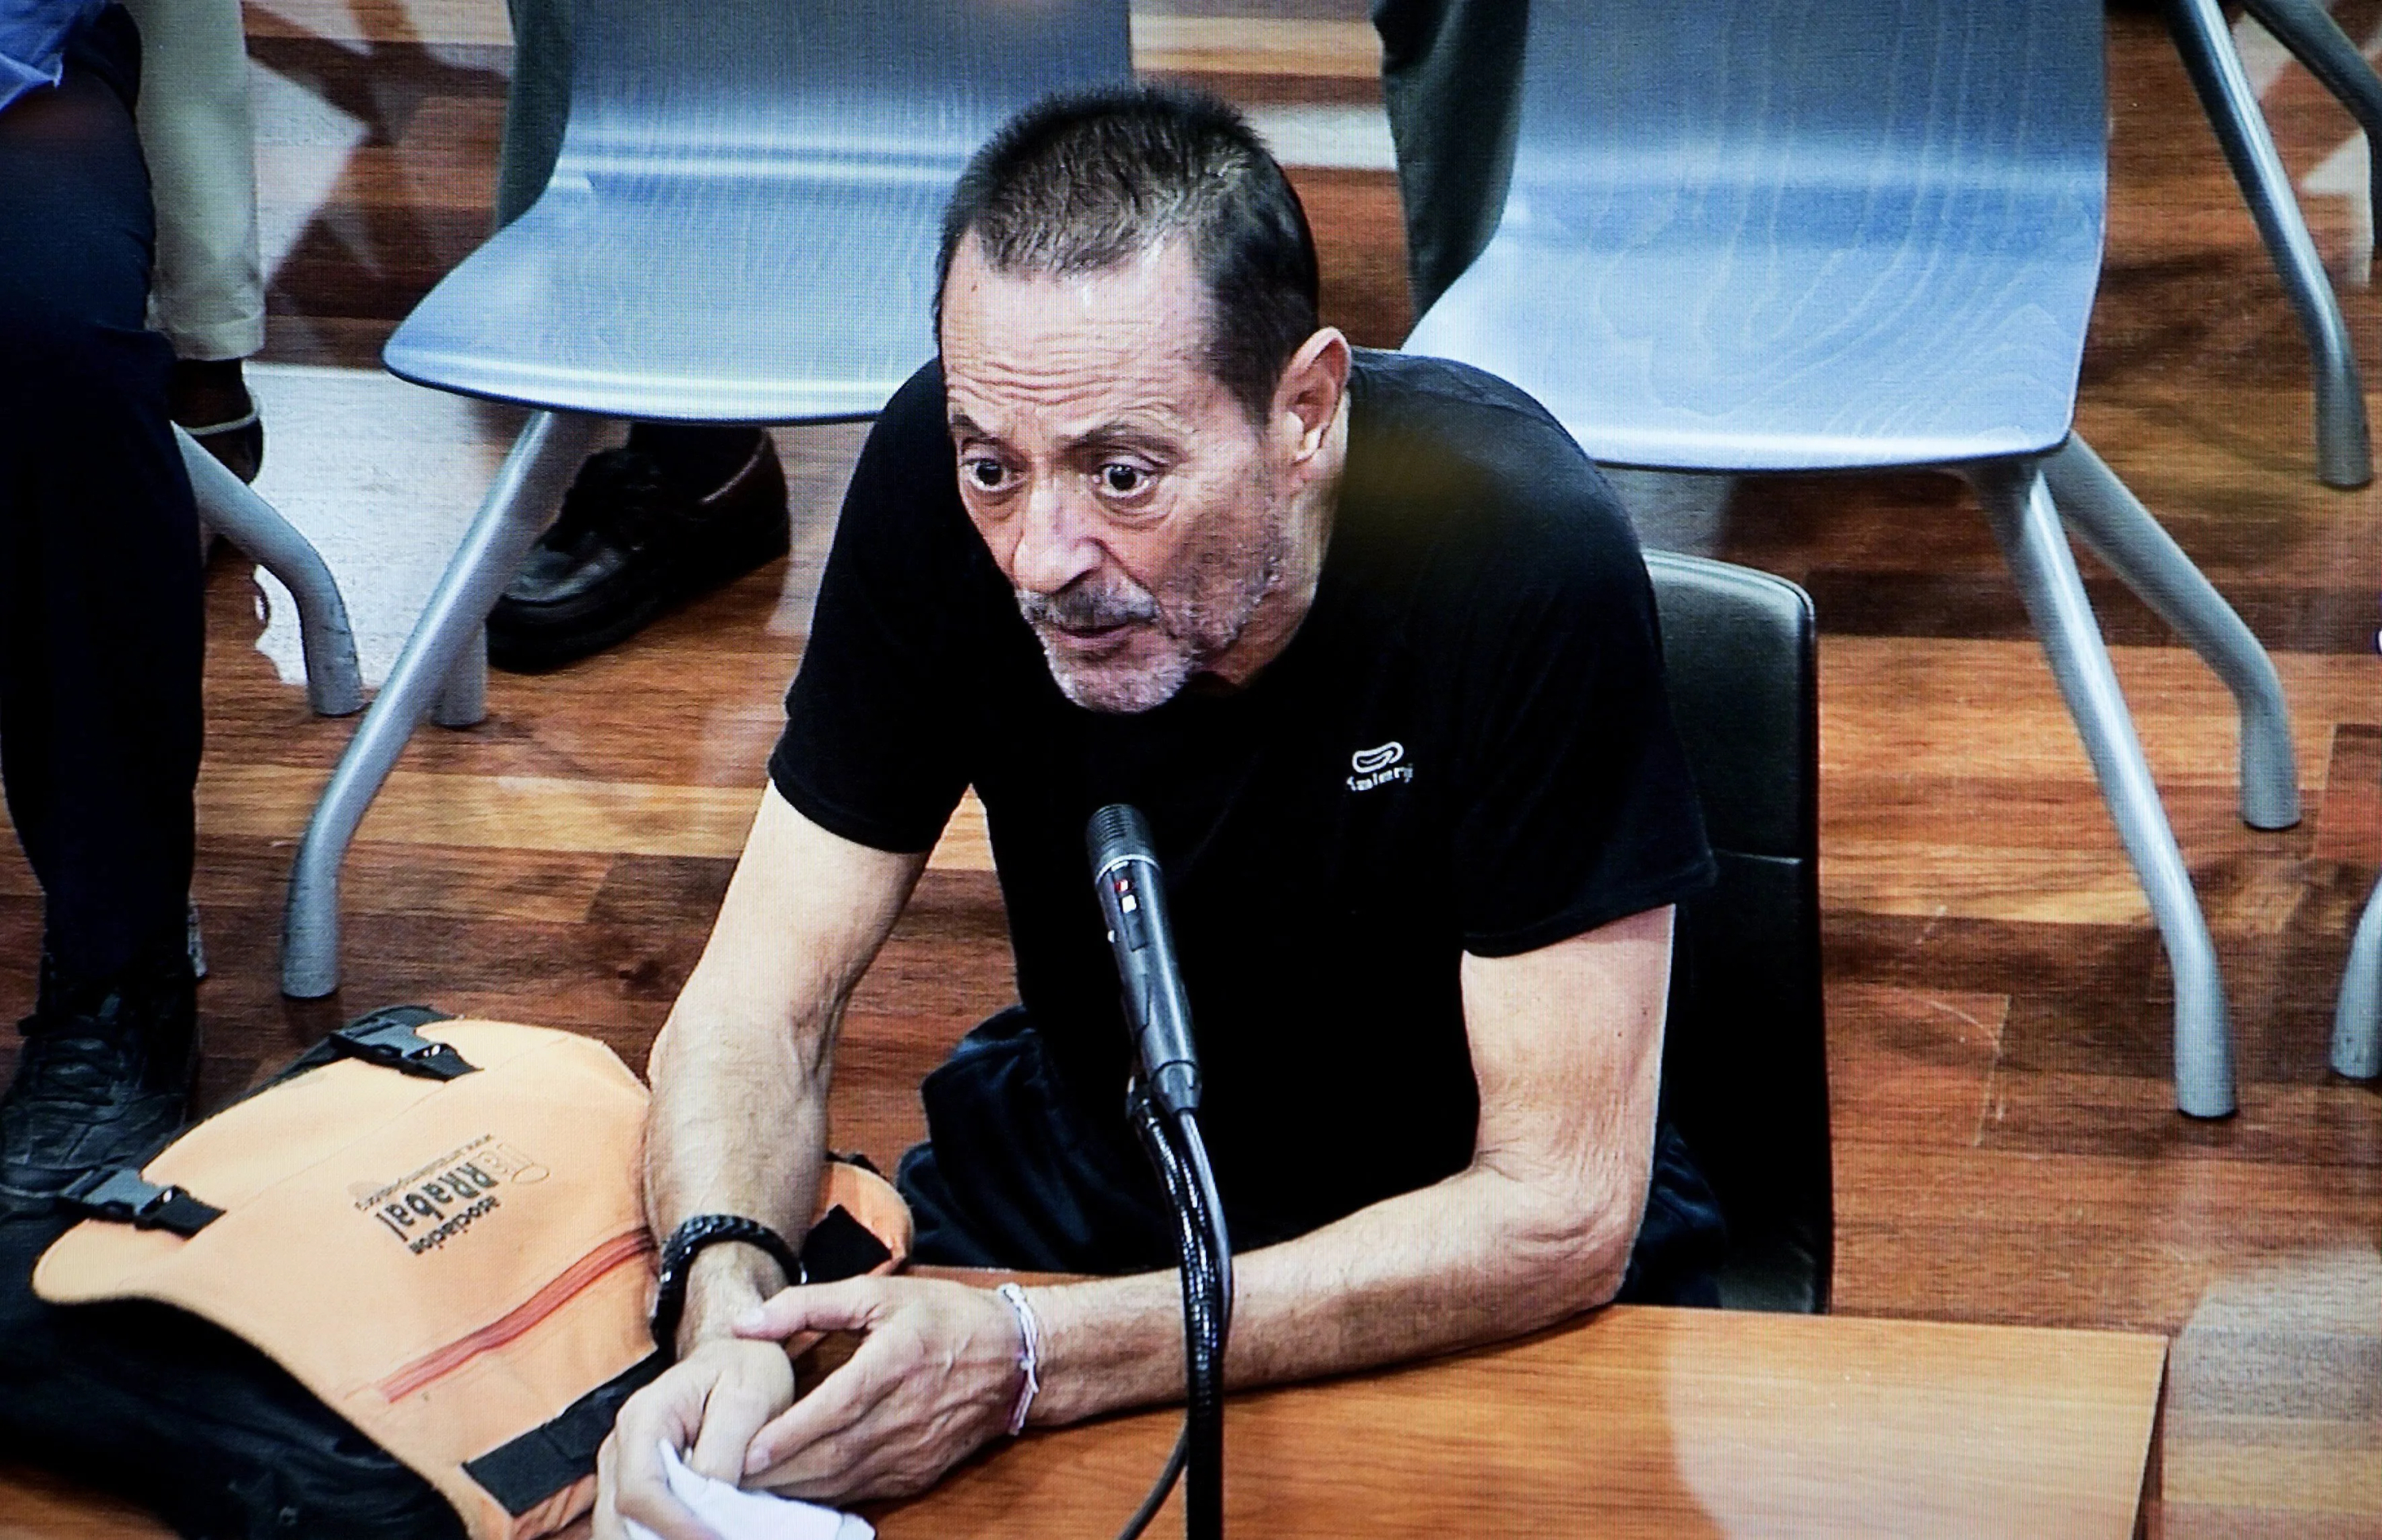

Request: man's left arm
left=733, top=904, right=1673, bottom=1501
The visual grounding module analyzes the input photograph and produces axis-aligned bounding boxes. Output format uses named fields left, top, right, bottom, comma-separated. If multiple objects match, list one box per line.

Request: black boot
left=0, top=956, right=199, bottom=1214
left=487, top=425, right=789, bottom=672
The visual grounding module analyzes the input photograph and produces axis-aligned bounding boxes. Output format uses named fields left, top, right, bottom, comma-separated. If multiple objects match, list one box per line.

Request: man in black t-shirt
left=597, top=86, right=1717, bottom=1536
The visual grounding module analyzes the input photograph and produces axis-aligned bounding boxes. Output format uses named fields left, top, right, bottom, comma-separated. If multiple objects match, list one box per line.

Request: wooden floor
left=8, top=2, right=2382, bottom=1536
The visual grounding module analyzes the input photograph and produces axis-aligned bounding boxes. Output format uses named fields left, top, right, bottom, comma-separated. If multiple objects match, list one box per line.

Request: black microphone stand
left=1114, top=1086, right=1232, bottom=1540
left=1086, top=802, right=1233, bottom=1538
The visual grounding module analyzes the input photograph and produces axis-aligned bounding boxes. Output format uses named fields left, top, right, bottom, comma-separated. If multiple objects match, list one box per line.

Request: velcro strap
left=464, top=1353, right=669, bottom=1515
left=461, top=1206, right=890, bottom=1515
left=802, top=1204, right=892, bottom=1283
left=330, top=1010, right=476, bottom=1080
left=61, top=1167, right=224, bottom=1236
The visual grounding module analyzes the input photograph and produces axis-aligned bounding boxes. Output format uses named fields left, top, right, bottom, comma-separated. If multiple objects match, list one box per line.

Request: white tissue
left=621, top=1442, right=874, bottom=1540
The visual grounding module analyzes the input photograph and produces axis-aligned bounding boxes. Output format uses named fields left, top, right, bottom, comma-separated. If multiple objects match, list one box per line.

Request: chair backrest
left=560, top=0, right=1122, bottom=179
left=1404, top=0, right=2106, bottom=470
left=1645, top=551, right=1831, bottom=1312
left=384, top=0, right=1131, bottom=421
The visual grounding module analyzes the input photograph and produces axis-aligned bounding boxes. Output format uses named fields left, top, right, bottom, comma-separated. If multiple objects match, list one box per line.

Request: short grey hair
left=935, top=82, right=1323, bottom=425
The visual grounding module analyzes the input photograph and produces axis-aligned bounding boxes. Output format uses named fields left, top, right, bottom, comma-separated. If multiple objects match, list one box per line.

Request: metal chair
left=1647, top=551, right=1830, bottom=1312
left=2168, top=2, right=2382, bottom=1080
left=2336, top=875, right=2382, bottom=1080
left=1405, top=0, right=2298, bottom=1118
left=2169, top=0, right=2379, bottom=490
left=175, top=425, right=363, bottom=718
left=277, top=0, right=1131, bottom=997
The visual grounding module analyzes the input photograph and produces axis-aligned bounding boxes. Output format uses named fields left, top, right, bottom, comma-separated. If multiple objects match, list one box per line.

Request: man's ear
left=1272, top=327, right=1352, bottom=463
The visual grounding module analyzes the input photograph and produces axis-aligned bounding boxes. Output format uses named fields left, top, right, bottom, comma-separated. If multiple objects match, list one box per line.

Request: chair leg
left=1968, top=459, right=2236, bottom=1118
left=2042, top=437, right=2300, bottom=832
left=2167, top=0, right=2373, bottom=490
left=175, top=424, right=364, bottom=718
left=2240, top=0, right=2382, bottom=233
left=433, top=626, right=489, bottom=729
left=280, top=410, right=600, bottom=998
left=2334, top=869, right=2382, bottom=1078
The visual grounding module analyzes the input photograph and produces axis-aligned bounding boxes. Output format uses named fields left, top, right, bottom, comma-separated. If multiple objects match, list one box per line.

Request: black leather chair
left=1646, top=551, right=1832, bottom=1313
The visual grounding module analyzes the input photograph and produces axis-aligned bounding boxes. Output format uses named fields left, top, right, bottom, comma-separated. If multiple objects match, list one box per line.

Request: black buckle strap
left=62, top=1168, right=224, bottom=1236
left=330, top=1011, right=476, bottom=1081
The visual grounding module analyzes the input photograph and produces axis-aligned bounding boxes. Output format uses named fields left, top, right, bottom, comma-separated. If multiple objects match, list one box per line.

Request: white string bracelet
left=995, top=1282, right=1043, bottom=1436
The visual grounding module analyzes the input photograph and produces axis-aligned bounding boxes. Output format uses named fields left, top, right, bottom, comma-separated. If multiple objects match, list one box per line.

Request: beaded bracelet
left=995, top=1282, right=1043, bottom=1435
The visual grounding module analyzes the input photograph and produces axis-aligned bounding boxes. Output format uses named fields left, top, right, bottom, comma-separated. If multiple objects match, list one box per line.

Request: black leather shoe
left=488, top=428, right=789, bottom=672
left=0, top=958, right=199, bottom=1215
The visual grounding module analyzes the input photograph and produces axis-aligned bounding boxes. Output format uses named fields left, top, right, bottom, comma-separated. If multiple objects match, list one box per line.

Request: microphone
left=1085, top=804, right=1202, bottom=1116
left=1089, top=804, right=1231, bottom=1538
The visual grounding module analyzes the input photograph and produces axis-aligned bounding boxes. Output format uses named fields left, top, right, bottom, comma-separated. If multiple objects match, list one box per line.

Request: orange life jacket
left=35, top=1009, right=909, bottom=1540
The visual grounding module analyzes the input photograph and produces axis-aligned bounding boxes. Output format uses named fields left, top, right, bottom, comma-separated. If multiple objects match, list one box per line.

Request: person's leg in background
left=122, top=0, right=267, bottom=483
left=0, top=5, right=206, bottom=1211
left=1370, top=0, right=1528, bottom=321
left=481, top=0, right=788, bottom=673
left=493, top=0, right=569, bottom=232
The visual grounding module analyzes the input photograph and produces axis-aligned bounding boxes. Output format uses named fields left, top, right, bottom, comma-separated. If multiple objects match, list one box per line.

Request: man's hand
left=592, top=1338, right=796, bottom=1540
left=730, top=1276, right=1023, bottom=1503
left=618, top=790, right=925, bottom=1528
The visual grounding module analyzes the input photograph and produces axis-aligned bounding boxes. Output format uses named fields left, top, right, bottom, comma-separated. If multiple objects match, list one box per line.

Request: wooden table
left=868, top=1306, right=2168, bottom=1539
left=0, top=1305, right=2167, bottom=1538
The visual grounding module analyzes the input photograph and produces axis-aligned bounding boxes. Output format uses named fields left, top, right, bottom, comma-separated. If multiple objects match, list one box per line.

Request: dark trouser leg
left=1370, top=0, right=1529, bottom=321
left=0, top=8, right=204, bottom=987
left=496, top=0, right=571, bottom=229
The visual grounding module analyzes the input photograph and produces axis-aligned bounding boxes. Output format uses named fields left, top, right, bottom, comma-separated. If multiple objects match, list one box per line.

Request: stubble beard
left=1020, top=489, right=1293, bottom=715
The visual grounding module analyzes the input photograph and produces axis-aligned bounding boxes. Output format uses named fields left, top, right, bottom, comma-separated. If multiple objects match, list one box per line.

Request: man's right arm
left=596, top=783, right=927, bottom=1540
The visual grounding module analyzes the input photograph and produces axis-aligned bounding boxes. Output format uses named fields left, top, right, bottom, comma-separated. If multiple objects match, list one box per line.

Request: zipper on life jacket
left=376, top=1228, right=656, bottom=1402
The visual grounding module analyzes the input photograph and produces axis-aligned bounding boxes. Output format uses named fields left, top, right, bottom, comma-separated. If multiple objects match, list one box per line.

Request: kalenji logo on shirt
left=1347, top=741, right=1414, bottom=792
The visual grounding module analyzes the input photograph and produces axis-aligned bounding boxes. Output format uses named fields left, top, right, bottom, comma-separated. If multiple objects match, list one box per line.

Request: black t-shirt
left=772, top=348, right=1715, bottom=1267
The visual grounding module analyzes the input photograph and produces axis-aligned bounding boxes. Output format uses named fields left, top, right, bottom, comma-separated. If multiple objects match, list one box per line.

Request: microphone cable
left=1115, top=1430, right=1189, bottom=1540
left=1086, top=803, right=1231, bottom=1539
left=1166, top=1106, right=1231, bottom=1537
left=1116, top=1088, right=1232, bottom=1540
